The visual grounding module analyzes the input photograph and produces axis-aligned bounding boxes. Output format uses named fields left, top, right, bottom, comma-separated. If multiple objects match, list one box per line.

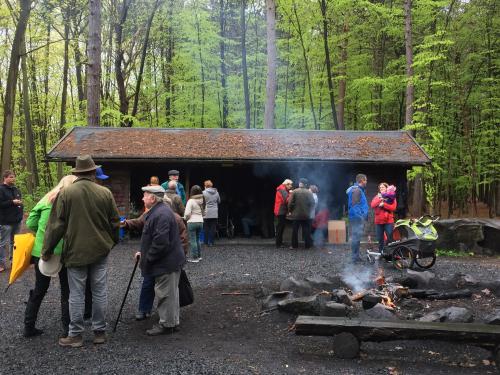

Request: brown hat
left=70, top=154, right=101, bottom=173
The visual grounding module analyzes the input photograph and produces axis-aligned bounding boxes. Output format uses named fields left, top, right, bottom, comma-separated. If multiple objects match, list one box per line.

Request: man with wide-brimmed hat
left=42, top=154, right=120, bottom=347
left=135, top=184, right=185, bottom=336
left=160, top=169, right=186, bottom=205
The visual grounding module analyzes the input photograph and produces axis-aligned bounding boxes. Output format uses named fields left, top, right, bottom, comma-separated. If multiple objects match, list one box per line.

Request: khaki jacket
left=42, top=177, right=120, bottom=267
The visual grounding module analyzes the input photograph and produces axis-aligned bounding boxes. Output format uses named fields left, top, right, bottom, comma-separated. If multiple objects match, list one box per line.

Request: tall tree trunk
left=20, top=42, right=38, bottom=192
left=165, top=0, right=174, bottom=125
left=293, top=2, right=318, bottom=129
left=1, top=0, right=32, bottom=172
left=241, top=0, right=251, bottom=129
left=87, top=0, right=102, bottom=126
left=283, top=26, right=291, bottom=128
left=219, top=0, right=228, bottom=128
left=194, top=10, right=205, bottom=128
left=404, top=0, right=414, bottom=130
left=337, top=21, right=347, bottom=130
left=115, top=0, right=132, bottom=123
left=131, top=0, right=163, bottom=119
left=319, top=0, right=338, bottom=130
left=264, top=0, right=277, bottom=129
left=58, top=19, right=70, bottom=179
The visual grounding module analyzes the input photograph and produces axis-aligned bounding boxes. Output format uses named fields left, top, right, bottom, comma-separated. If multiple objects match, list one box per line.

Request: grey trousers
left=155, top=270, right=181, bottom=328
left=67, top=256, right=108, bottom=336
left=0, top=223, right=20, bottom=267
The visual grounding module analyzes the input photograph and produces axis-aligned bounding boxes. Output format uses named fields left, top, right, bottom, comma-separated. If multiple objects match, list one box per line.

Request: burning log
left=409, top=289, right=472, bottom=300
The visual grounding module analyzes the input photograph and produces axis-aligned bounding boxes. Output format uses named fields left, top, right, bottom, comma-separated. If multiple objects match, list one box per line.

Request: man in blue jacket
left=346, top=174, right=368, bottom=263
left=161, top=170, right=186, bottom=205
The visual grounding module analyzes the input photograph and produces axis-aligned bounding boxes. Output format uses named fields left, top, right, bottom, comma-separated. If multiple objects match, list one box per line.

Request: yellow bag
left=6, top=233, right=35, bottom=289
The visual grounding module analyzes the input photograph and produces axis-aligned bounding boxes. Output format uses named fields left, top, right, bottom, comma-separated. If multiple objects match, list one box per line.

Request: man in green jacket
left=42, top=155, right=120, bottom=348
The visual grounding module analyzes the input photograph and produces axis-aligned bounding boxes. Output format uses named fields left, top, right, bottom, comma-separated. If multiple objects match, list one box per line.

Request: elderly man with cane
left=136, top=184, right=186, bottom=336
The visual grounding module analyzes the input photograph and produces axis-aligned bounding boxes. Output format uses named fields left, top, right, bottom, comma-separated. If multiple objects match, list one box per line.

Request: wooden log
left=409, top=289, right=472, bottom=300
left=332, top=332, right=360, bottom=359
left=294, top=316, right=500, bottom=349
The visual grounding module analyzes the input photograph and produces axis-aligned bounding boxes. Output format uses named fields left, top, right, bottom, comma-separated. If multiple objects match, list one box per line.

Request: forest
left=0, top=0, right=498, bottom=217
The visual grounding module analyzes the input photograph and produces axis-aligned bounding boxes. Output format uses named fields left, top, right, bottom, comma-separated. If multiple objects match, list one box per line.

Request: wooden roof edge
left=405, top=131, right=432, bottom=163
left=44, top=155, right=428, bottom=166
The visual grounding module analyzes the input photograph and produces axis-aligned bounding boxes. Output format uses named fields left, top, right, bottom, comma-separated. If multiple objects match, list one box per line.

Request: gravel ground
left=1, top=239, right=499, bottom=375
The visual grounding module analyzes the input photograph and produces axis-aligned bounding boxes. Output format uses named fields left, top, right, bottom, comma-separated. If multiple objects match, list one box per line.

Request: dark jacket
left=125, top=206, right=190, bottom=255
left=140, top=201, right=186, bottom=277
left=42, top=178, right=120, bottom=267
left=164, top=189, right=185, bottom=216
left=288, top=188, right=315, bottom=220
left=0, top=184, right=23, bottom=225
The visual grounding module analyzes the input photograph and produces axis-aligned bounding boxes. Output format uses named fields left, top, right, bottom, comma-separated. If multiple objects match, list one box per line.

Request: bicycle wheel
left=392, top=245, right=414, bottom=270
left=414, top=253, right=436, bottom=269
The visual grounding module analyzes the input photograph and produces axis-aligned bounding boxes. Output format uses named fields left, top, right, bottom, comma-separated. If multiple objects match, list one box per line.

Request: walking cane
left=113, top=255, right=139, bottom=332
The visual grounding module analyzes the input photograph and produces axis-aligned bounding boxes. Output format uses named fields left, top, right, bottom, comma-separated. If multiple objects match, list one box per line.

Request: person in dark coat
left=123, top=192, right=189, bottom=321
left=0, top=170, right=23, bottom=272
left=288, top=178, right=315, bottom=249
left=135, top=185, right=186, bottom=336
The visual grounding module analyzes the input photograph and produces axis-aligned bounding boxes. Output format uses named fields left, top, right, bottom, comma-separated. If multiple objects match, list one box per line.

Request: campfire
left=350, top=268, right=409, bottom=310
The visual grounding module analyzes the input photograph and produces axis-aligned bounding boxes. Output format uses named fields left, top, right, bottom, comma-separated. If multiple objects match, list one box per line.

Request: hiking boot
left=58, top=335, right=83, bottom=348
left=23, top=326, right=43, bottom=338
left=93, top=331, right=107, bottom=344
left=146, top=324, right=178, bottom=336
left=135, top=311, right=151, bottom=321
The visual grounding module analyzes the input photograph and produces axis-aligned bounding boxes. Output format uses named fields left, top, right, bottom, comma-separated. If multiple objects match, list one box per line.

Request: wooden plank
left=295, top=316, right=500, bottom=348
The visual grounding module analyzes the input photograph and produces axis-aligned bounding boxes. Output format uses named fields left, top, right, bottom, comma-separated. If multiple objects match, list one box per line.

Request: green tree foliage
left=0, top=0, right=498, bottom=215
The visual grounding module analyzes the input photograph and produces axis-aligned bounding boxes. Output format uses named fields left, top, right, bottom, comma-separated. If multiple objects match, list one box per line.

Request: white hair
left=168, top=180, right=177, bottom=189
left=282, top=179, right=293, bottom=185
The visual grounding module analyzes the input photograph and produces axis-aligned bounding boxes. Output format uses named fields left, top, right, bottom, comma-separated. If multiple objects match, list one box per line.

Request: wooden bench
left=295, top=316, right=500, bottom=362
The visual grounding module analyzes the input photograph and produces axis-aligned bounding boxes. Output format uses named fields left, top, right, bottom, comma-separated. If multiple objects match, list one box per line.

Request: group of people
left=0, top=159, right=399, bottom=347
left=0, top=155, right=190, bottom=347
left=273, top=173, right=398, bottom=264
left=273, top=178, right=319, bottom=249
left=347, top=173, right=398, bottom=263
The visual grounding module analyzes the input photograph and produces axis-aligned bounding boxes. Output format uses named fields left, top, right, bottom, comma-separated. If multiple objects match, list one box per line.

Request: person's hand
left=41, top=254, right=51, bottom=262
left=13, top=199, right=22, bottom=206
left=134, top=252, right=141, bottom=261
left=378, top=201, right=384, bottom=207
left=120, top=220, right=127, bottom=228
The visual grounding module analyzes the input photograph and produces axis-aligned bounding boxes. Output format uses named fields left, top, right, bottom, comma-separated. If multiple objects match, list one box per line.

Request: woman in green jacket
left=23, top=175, right=77, bottom=338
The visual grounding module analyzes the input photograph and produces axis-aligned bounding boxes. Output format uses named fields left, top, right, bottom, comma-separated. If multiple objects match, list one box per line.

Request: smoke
left=341, top=261, right=377, bottom=292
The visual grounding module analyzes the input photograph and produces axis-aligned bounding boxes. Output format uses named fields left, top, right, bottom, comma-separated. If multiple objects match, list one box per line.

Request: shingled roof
left=47, top=127, right=431, bottom=165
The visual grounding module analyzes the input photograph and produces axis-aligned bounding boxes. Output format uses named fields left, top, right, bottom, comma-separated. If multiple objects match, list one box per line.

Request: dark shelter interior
left=126, top=161, right=409, bottom=238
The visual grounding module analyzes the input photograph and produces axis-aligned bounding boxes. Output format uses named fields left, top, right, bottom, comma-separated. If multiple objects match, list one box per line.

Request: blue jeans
left=187, top=222, right=203, bottom=258
left=376, top=223, right=394, bottom=252
left=350, top=220, right=365, bottom=262
left=66, top=256, right=108, bottom=336
left=138, top=275, right=155, bottom=314
left=0, top=223, right=20, bottom=267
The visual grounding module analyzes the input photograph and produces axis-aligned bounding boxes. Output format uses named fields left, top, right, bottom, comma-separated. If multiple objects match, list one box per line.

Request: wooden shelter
left=47, top=127, right=431, bottom=237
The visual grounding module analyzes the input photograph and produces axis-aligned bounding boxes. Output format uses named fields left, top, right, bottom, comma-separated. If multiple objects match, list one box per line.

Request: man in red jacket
left=274, top=179, right=293, bottom=248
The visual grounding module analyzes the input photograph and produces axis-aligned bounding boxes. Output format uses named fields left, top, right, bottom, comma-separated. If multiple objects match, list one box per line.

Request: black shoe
left=24, top=326, right=43, bottom=338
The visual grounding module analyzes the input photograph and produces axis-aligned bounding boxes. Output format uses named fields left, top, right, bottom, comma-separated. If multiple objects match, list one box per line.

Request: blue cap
left=96, top=167, right=109, bottom=180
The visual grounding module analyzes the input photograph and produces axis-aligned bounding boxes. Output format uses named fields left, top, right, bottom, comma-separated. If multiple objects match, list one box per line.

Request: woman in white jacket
left=184, top=185, right=205, bottom=262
